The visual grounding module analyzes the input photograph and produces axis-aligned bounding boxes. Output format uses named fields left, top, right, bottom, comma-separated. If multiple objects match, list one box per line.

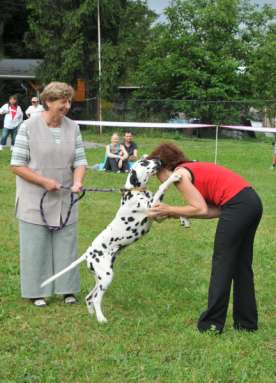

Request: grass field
left=0, top=131, right=275, bottom=383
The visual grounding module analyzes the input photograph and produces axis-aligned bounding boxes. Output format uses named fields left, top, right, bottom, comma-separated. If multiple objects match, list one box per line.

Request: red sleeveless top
left=176, top=162, right=250, bottom=206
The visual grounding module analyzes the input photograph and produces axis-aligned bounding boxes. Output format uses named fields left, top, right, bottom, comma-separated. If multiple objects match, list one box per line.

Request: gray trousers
left=19, top=220, right=80, bottom=298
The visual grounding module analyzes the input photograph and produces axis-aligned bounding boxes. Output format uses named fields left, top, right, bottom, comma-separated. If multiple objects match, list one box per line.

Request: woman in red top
left=148, top=143, right=262, bottom=333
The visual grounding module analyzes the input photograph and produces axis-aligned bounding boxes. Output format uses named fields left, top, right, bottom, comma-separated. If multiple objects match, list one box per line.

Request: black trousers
left=198, top=187, right=263, bottom=332
left=104, top=157, right=128, bottom=172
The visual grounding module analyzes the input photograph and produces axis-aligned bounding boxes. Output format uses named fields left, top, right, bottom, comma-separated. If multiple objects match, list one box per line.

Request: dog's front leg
left=152, top=173, right=190, bottom=227
left=152, top=172, right=182, bottom=205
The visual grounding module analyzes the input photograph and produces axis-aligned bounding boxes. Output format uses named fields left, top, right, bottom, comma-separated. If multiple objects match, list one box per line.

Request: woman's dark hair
left=9, top=95, right=18, bottom=105
left=147, top=143, right=190, bottom=170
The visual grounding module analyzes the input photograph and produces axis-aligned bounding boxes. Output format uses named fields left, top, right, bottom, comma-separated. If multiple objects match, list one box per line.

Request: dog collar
left=123, top=187, right=146, bottom=193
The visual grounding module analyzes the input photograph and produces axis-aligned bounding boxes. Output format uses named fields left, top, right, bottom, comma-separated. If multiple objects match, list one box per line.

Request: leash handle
left=40, top=187, right=86, bottom=232
left=40, top=185, right=124, bottom=232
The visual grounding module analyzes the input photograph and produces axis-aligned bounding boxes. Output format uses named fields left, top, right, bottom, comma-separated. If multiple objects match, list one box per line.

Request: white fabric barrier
left=220, top=125, right=276, bottom=134
left=75, top=120, right=215, bottom=129
left=76, top=120, right=276, bottom=164
left=75, top=120, right=276, bottom=133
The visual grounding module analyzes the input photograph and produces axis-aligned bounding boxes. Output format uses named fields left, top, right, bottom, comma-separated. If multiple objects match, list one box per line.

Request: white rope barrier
left=76, top=120, right=275, bottom=165
left=75, top=120, right=276, bottom=133
left=75, top=120, right=215, bottom=129
left=220, top=125, right=276, bottom=133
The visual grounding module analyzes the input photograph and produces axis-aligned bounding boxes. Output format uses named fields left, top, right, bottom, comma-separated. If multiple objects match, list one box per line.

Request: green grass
left=0, top=132, right=275, bottom=383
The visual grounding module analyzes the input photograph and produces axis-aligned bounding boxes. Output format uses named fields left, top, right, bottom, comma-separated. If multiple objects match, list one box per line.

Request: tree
left=25, top=0, right=156, bottom=98
left=0, top=0, right=27, bottom=57
left=132, top=0, right=276, bottom=124
left=100, top=1, right=156, bottom=98
left=248, top=18, right=276, bottom=125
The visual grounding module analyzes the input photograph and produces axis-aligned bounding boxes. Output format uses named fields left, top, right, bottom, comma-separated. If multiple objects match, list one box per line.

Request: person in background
left=0, top=95, right=23, bottom=151
left=148, top=143, right=262, bottom=334
left=122, top=131, right=138, bottom=169
left=104, top=132, right=128, bottom=172
left=270, top=140, right=276, bottom=170
left=11, top=82, right=88, bottom=307
left=25, top=96, right=44, bottom=118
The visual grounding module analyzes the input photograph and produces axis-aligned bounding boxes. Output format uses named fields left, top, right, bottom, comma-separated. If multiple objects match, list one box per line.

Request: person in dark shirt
left=122, top=131, right=138, bottom=169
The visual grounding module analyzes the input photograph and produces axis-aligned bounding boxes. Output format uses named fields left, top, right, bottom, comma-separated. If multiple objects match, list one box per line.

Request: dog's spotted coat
left=41, top=159, right=185, bottom=322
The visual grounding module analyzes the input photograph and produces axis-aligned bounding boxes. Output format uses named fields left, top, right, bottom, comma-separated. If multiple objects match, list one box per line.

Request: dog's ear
left=129, top=169, right=141, bottom=187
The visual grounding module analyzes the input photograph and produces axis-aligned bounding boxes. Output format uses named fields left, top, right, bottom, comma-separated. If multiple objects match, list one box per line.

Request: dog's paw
left=97, top=314, right=108, bottom=323
left=180, top=217, right=190, bottom=228
left=171, top=173, right=182, bottom=183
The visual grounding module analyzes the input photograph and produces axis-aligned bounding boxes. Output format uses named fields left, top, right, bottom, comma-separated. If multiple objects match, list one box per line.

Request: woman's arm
left=0, top=104, right=9, bottom=115
left=16, top=106, right=24, bottom=123
left=11, top=166, right=61, bottom=191
left=106, top=145, right=120, bottom=159
left=72, top=165, right=86, bottom=192
left=120, top=145, right=128, bottom=160
left=205, top=204, right=221, bottom=218
left=149, top=168, right=213, bottom=219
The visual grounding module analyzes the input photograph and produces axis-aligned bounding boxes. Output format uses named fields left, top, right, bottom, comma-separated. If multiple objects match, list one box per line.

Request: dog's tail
left=41, top=254, right=87, bottom=287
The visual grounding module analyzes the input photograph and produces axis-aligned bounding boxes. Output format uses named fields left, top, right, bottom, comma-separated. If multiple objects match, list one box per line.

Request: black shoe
left=233, top=323, right=257, bottom=332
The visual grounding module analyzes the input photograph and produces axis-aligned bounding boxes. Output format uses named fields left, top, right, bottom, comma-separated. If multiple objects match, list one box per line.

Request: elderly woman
left=11, top=82, right=88, bottom=307
left=104, top=132, right=128, bottom=172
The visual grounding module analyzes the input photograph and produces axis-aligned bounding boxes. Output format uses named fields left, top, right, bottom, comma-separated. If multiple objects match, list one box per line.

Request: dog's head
left=124, top=158, right=162, bottom=189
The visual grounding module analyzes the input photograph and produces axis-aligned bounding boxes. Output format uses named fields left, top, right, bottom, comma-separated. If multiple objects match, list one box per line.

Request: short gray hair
left=40, top=82, right=74, bottom=110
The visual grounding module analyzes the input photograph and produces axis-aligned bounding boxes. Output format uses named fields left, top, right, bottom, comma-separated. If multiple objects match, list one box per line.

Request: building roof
left=0, top=59, right=43, bottom=79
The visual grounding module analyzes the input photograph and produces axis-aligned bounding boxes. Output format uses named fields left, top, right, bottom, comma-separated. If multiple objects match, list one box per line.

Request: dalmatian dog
left=41, top=159, right=189, bottom=323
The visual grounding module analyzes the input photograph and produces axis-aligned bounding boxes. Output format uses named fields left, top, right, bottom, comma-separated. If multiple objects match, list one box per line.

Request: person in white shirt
left=0, top=95, right=23, bottom=151
left=25, top=97, right=44, bottom=118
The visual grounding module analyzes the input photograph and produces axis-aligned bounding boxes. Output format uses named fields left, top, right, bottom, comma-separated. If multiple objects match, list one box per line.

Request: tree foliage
left=133, top=0, right=276, bottom=123
left=0, top=0, right=27, bottom=58
left=25, top=0, right=156, bottom=97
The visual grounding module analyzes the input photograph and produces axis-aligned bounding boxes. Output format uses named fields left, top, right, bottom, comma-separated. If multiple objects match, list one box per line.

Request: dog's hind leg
left=86, top=265, right=114, bottom=323
left=93, top=268, right=114, bottom=323
left=85, top=283, right=98, bottom=316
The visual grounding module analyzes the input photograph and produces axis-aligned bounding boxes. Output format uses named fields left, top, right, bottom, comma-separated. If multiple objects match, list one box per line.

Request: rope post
left=97, top=0, right=102, bottom=134
left=214, top=125, right=219, bottom=164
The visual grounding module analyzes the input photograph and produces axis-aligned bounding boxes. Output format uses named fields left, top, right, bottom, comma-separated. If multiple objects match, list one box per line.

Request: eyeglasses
left=32, top=101, right=38, bottom=104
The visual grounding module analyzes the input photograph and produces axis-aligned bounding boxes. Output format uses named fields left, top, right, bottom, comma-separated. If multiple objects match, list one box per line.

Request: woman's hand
left=42, top=178, right=61, bottom=191
left=148, top=203, right=172, bottom=218
left=71, top=182, right=83, bottom=193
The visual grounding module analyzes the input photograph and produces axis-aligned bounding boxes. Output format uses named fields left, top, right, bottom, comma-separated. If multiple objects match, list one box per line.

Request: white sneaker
left=0, top=145, right=3, bottom=151
left=31, top=298, right=47, bottom=307
left=64, top=294, right=77, bottom=304
left=10, top=145, right=14, bottom=152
